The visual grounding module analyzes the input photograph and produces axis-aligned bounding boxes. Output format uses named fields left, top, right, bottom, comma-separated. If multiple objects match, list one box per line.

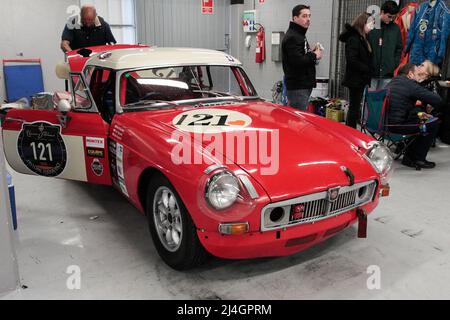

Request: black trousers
left=390, top=120, right=440, bottom=161
left=347, top=87, right=365, bottom=128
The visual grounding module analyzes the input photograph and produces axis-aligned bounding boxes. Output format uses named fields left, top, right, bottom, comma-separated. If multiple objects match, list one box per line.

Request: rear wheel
left=146, top=174, right=207, bottom=270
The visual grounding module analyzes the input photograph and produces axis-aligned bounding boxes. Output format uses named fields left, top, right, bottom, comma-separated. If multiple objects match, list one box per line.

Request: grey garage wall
left=135, top=0, right=231, bottom=51
left=0, top=0, right=79, bottom=103
left=236, top=0, right=334, bottom=100
left=134, top=0, right=333, bottom=100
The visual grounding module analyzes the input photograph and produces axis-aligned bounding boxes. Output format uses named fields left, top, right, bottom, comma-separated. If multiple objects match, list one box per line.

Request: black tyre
left=146, top=174, right=207, bottom=270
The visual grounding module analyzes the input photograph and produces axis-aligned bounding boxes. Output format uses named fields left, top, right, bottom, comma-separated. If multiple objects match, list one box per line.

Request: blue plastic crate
left=3, top=59, right=44, bottom=102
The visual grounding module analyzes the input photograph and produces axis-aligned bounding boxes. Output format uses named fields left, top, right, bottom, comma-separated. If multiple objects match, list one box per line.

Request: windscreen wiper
left=193, top=90, right=244, bottom=101
left=124, top=100, right=179, bottom=110
left=192, top=90, right=225, bottom=97
left=215, top=91, right=244, bottom=101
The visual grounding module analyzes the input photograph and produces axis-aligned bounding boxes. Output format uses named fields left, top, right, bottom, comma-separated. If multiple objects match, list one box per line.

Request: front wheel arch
left=144, top=172, right=208, bottom=270
left=137, top=167, right=164, bottom=214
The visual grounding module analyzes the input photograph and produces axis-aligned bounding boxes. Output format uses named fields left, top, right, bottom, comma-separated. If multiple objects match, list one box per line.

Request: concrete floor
left=1, top=142, right=450, bottom=300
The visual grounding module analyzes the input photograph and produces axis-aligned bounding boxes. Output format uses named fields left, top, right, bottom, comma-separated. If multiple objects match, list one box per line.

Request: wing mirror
left=55, top=62, right=70, bottom=80
left=57, top=99, right=72, bottom=128
left=57, top=99, right=72, bottom=113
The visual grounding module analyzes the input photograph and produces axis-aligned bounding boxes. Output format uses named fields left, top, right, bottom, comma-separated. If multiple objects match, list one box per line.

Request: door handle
left=57, top=113, right=71, bottom=129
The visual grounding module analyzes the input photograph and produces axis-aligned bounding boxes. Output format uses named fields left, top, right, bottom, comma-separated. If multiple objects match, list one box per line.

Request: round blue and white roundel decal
left=17, top=122, right=67, bottom=177
left=172, top=109, right=252, bottom=133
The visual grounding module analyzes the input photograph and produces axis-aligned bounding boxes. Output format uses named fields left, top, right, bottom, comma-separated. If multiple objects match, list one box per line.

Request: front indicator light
left=218, top=222, right=249, bottom=235
left=379, top=184, right=390, bottom=197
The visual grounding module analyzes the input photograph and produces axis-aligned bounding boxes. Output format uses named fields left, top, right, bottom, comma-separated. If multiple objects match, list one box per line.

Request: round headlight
left=366, top=142, right=394, bottom=181
left=205, top=171, right=240, bottom=210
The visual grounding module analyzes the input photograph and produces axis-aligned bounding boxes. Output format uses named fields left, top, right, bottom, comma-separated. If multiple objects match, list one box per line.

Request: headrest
left=55, top=62, right=70, bottom=79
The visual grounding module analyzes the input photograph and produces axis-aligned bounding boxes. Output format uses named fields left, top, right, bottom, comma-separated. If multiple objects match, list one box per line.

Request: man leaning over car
left=60, top=5, right=116, bottom=53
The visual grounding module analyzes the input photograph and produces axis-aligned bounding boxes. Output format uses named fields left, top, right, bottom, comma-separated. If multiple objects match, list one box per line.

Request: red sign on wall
left=202, top=0, right=214, bottom=15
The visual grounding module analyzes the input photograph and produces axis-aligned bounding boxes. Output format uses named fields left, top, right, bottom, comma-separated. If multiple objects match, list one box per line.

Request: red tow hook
left=357, top=208, right=367, bottom=238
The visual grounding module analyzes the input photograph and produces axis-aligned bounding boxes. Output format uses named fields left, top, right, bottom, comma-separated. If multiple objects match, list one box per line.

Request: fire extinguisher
left=255, top=24, right=265, bottom=63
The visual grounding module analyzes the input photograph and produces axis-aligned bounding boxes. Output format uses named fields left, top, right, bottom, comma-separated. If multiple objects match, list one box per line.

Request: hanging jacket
left=394, top=2, right=419, bottom=75
left=339, top=24, right=372, bottom=88
left=368, top=21, right=403, bottom=78
left=395, top=2, right=419, bottom=56
left=406, top=0, right=450, bottom=65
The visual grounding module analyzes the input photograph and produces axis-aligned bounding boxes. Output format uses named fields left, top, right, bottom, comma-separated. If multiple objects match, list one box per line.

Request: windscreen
left=120, top=65, right=257, bottom=107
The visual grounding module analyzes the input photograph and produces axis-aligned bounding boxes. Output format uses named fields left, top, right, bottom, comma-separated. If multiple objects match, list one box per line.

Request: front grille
left=330, top=189, right=357, bottom=213
left=261, top=180, right=377, bottom=231
left=301, top=199, right=327, bottom=221
left=289, top=189, right=358, bottom=225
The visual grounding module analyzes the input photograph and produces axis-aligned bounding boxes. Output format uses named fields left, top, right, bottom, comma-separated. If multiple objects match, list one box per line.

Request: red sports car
left=1, top=46, right=392, bottom=270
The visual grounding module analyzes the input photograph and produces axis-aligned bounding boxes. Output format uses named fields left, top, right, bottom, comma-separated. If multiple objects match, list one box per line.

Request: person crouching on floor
left=386, top=63, right=443, bottom=169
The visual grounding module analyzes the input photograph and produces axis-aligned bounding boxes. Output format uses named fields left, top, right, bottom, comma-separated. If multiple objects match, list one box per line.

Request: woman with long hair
left=339, top=12, right=374, bottom=128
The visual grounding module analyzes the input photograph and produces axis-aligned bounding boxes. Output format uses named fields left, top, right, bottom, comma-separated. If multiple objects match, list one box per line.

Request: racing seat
left=360, top=87, right=422, bottom=160
left=101, top=74, right=116, bottom=123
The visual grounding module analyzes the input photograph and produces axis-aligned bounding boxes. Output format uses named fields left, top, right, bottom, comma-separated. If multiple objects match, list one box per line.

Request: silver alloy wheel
left=153, top=186, right=183, bottom=252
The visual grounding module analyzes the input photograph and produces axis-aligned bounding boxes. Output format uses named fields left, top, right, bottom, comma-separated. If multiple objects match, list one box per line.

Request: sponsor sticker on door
left=17, top=122, right=67, bottom=177
left=91, top=158, right=104, bottom=176
left=86, top=137, right=105, bottom=149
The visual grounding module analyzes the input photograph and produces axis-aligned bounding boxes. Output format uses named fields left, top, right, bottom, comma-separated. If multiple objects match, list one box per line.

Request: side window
left=83, top=66, right=95, bottom=87
left=70, top=73, right=92, bottom=110
left=88, top=68, right=115, bottom=123
left=187, top=66, right=211, bottom=90
left=234, top=67, right=258, bottom=97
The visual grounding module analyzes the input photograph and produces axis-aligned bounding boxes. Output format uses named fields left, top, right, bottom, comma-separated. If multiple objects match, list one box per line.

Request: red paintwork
left=4, top=99, right=382, bottom=259
left=2, top=45, right=386, bottom=260
left=66, top=44, right=149, bottom=73
left=200, top=204, right=378, bottom=259
left=106, top=101, right=381, bottom=259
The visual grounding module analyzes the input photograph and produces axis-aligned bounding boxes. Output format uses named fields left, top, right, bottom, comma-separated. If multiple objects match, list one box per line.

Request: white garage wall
left=0, top=0, right=79, bottom=103
left=0, top=0, right=134, bottom=103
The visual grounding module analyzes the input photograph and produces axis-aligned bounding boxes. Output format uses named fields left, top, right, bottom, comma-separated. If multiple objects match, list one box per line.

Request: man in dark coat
left=61, top=5, right=116, bottom=53
left=368, top=1, right=403, bottom=89
left=281, top=4, right=323, bottom=110
left=386, top=63, right=442, bottom=169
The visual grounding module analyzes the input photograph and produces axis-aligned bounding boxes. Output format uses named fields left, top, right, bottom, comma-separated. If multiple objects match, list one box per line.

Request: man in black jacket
left=61, top=5, right=116, bottom=53
left=282, top=5, right=323, bottom=110
left=386, top=63, right=442, bottom=169
left=368, top=1, right=402, bottom=89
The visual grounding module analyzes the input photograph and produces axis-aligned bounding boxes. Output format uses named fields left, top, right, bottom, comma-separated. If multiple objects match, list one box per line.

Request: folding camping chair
left=360, top=87, right=422, bottom=160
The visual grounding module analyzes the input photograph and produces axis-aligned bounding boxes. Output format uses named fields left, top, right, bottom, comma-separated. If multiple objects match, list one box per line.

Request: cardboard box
left=326, top=107, right=345, bottom=122
left=32, top=92, right=54, bottom=110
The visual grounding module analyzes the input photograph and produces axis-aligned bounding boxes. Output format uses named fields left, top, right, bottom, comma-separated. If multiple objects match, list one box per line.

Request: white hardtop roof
left=85, top=47, right=242, bottom=70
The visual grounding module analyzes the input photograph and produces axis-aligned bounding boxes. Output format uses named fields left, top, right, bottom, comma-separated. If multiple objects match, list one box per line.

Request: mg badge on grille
left=327, top=187, right=340, bottom=202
